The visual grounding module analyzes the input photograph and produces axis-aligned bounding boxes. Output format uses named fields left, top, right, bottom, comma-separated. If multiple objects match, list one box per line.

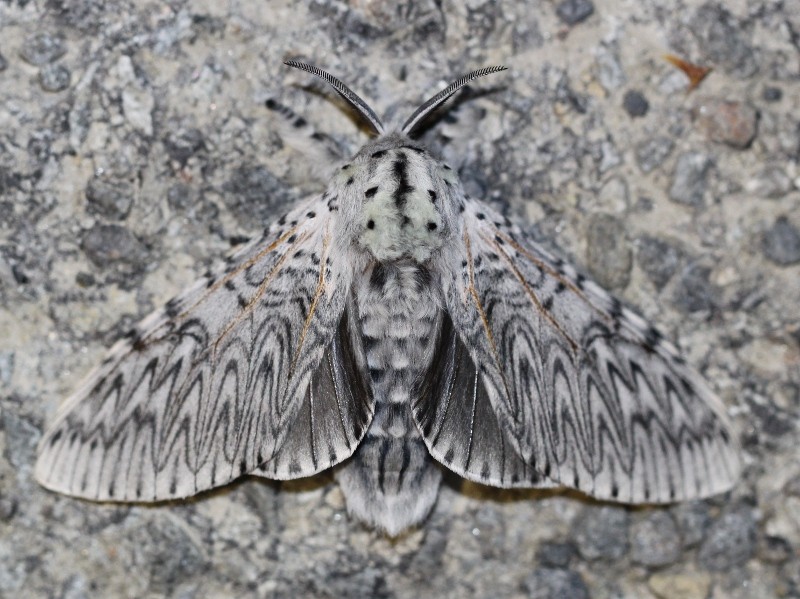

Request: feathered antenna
left=284, top=60, right=385, bottom=136
left=401, top=66, right=508, bottom=137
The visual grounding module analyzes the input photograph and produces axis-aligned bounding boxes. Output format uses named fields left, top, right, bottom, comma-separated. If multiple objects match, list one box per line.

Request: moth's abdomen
left=335, top=260, right=443, bottom=534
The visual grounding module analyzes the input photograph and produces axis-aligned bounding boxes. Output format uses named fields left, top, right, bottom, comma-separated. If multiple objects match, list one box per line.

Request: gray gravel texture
left=1, top=0, right=799, bottom=597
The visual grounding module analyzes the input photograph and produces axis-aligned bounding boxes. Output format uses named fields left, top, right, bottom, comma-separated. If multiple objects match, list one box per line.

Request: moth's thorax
left=334, top=133, right=460, bottom=263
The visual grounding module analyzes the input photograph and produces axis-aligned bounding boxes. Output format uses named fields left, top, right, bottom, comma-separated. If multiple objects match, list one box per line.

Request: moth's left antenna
left=284, top=60, right=385, bottom=136
left=401, top=66, right=508, bottom=137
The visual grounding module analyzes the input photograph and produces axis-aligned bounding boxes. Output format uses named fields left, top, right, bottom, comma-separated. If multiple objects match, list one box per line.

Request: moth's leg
left=264, top=98, right=347, bottom=181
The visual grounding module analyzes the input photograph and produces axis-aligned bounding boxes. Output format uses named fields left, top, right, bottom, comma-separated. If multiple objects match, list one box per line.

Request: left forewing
left=436, top=198, right=740, bottom=503
left=35, top=194, right=362, bottom=502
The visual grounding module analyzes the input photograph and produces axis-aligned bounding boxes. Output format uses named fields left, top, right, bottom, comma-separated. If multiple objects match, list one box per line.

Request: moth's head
left=284, top=61, right=507, bottom=262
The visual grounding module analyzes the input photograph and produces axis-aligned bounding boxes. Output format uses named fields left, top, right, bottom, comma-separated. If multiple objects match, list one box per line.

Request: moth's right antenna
left=401, top=66, right=508, bottom=137
left=284, top=60, right=385, bottom=136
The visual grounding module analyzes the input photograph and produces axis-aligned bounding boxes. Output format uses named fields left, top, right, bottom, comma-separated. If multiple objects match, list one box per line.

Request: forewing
left=36, top=194, right=363, bottom=501
left=435, top=198, right=739, bottom=502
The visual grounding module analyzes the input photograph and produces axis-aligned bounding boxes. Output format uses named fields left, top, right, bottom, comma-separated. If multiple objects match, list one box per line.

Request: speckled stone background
left=1, top=0, right=799, bottom=597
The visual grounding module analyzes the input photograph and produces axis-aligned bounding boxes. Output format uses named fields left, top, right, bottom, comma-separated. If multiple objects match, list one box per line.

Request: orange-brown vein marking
left=480, top=231, right=579, bottom=353
left=187, top=225, right=303, bottom=321
left=463, top=230, right=515, bottom=408
left=97, top=225, right=304, bottom=381
left=491, top=227, right=614, bottom=327
left=213, top=231, right=310, bottom=353
left=288, top=227, right=331, bottom=382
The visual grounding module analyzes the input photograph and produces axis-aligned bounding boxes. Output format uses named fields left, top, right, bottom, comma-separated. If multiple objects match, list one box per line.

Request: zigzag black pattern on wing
left=436, top=198, right=739, bottom=503
left=412, top=312, right=557, bottom=488
left=36, top=195, right=364, bottom=501
left=254, top=307, right=374, bottom=479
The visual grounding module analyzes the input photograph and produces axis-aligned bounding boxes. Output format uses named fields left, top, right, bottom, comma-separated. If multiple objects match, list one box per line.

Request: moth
left=36, top=62, right=740, bottom=536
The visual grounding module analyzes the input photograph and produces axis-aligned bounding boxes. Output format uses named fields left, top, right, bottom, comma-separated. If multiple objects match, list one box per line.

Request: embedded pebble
left=669, top=152, right=711, bottom=207
left=692, top=97, right=757, bottom=149
left=762, top=216, right=800, bottom=265
left=164, top=126, right=206, bottom=165
left=648, top=572, right=711, bottom=599
left=39, top=63, right=71, bottom=92
left=746, top=164, right=793, bottom=199
left=698, top=505, right=757, bottom=571
left=635, top=136, right=674, bottom=173
left=757, top=535, right=793, bottom=564
left=135, top=518, right=207, bottom=594
left=80, top=223, right=149, bottom=268
left=524, top=568, right=590, bottom=599
left=0, top=52, right=7, bottom=71
left=630, top=511, right=682, bottom=567
left=19, top=32, right=67, bottom=65
left=689, top=3, right=757, bottom=78
left=85, top=176, right=134, bottom=220
left=672, top=263, right=717, bottom=313
left=555, top=0, right=594, bottom=25
left=636, top=236, right=683, bottom=290
left=167, top=183, right=196, bottom=211
left=571, top=506, right=630, bottom=561
left=586, top=213, right=632, bottom=289
left=622, top=90, right=649, bottom=117
left=672, top=501, right=712, bottom=548
left=762, top=86, right=782, bottom=102
left=0, top=497, right=17, bottom=522
left=536, top=541, right=576, bottom=568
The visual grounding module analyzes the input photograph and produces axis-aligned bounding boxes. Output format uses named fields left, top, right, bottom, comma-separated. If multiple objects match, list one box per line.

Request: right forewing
left=432, top=198, right=739, bottom=503
left=36, top=194, right=365, bottom=501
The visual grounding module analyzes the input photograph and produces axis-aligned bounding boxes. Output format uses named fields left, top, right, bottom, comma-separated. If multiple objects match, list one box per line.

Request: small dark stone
left=85, top=176, right=134, bottom=220
left=758, top=535, right=793, bottom=564
left=75, top=272, right=95, bottom=287
left=571, top=506, right=630, bottom=561
left=0, top=52, right=7, bottom=72
left=0, top=496, right=17, bottom=521
left=555, top=0, right=594, bottom=25
left=762, top=86, right=782, bottom=102
left=698, top=505, right=757, bottom=571
left=39, top=64, right=71, bottom=92
left=762, top=216, right=800, bottom=266
left=12, top=265, right=29, bottom=284
left=586, top=213, right=632, bottom=289
left=637, top=236, right=683, bottom=290
left=167, top=183, right=195, bottom=211
left=672, top=262, right=717, bottom=313
left=623, top=90, right=649, bottom=117
left=669, top=152, right=712, bottom=207
left=672, top=501, right=712, bottom=548
left=524, top=568, right=589, bottom=599
left=20, top=32, right=67, bottom=65
left=536, top=541, right=576, bottom=568
left=635, top=136, right=674, bottom=174
left=80, top=224, right=149, bottom=268
left=164, top=127, right=206, bottom=165
left=1, top=410, right=39, bottom=470
left=138, top=518, right=207, bottom=593
left=630, top=511, right=682, bottom=567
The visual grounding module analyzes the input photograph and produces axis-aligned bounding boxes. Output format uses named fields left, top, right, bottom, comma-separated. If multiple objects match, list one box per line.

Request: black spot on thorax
left=370, top=263, right=388, bottom=289
left=392, top=152, right=413, bottom=209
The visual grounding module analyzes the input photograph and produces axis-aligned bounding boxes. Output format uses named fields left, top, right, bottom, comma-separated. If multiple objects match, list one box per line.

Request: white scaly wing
left=420, top=197, right=739, bottom=502
left=36, top=194, right=373, bottom=501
